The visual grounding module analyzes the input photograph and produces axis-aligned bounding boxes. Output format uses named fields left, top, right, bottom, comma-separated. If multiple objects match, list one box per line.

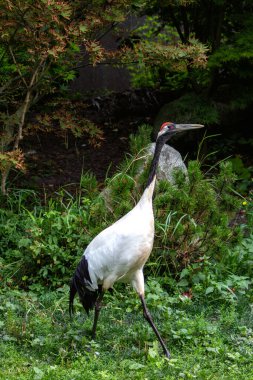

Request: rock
left=145, top=143, right=187, bottom=183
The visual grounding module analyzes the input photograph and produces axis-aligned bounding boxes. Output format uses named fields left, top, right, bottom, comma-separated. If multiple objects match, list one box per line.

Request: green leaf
left=33, top=367, right=44, bottom=380
left=79, top=24, right=87, bottom=33
left=205, top=286, right=214, bottom=295
left=128, top=362, right=145, bottom=370
left=18, top=238, right=31, bottom=248
left=180, top=268, right=189, bottom=279
left=148, top=347, right=158, bottom=359
left=178, top=279, right=189, bottom=287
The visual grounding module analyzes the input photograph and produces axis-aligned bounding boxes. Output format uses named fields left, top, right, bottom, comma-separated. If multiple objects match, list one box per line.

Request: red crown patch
left=160, top=122, right=172, bottom=130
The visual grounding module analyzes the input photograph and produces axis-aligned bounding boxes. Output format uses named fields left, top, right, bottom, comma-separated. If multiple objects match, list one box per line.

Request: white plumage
left=84, top=178, right=155, bottom=294
left=70, top=121, right=204, bottom=359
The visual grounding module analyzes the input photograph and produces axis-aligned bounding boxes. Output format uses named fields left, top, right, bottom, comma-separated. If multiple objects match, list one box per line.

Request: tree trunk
left=0, top=59, right=44, bottom=195
left=1, top=170, right=8, bottom=196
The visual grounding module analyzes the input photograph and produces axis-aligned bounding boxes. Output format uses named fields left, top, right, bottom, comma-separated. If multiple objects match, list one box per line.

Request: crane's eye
left=160, top=121, right=175, bottom=131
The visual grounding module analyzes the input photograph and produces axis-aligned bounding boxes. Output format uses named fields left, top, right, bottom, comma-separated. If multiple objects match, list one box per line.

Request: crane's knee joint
left=95, top=302, right=102, bottom=312
left=143, top=310, right=152, bottom=321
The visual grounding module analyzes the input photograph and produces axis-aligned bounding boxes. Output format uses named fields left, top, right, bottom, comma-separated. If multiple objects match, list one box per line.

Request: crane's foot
left=163, top=348, right=170, bottom=359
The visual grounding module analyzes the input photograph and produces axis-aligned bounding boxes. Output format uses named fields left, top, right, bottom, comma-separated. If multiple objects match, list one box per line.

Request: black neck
left=145, top=134, right=170, bottom=188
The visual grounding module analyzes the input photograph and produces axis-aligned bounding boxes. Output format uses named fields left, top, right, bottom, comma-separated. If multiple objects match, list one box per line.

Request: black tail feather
left=69, top=256, right=99, bottom=316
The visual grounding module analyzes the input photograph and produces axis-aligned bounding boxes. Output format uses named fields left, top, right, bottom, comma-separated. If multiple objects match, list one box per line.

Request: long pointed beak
left=175, top=123, right=204, bottom=132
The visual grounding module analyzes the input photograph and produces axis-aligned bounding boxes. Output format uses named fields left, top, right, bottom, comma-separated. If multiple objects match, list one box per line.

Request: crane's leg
left=132, top=270, right=170, bottom=359
left=91, top=290, right=104, bottom=339
left=139, top=294, right=170, bottom=359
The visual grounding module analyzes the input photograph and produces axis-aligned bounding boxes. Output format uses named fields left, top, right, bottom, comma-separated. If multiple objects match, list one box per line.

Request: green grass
left=0, top=282, right=253, bottom=380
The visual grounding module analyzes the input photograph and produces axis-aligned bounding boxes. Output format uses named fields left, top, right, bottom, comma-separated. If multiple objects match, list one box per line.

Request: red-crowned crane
left=69, top=122, right=204, bottom=359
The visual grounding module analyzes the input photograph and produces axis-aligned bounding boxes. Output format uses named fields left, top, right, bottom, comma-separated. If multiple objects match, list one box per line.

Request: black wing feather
left=69, top=256, right=99, bottom=316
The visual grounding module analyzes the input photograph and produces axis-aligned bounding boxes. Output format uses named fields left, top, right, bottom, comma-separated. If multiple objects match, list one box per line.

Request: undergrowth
left=0, top=125, right=252, bottom=302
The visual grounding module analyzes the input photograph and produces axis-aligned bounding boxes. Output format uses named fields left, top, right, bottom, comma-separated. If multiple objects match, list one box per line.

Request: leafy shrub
left=1, top=203, right=85, bottom=287
left=153, top=161, right=241, bottom=273
left=0, top=174, right=107, bottom=288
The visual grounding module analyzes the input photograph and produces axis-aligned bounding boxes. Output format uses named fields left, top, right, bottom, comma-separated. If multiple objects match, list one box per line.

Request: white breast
left=84, top=185, right=155, bottom=291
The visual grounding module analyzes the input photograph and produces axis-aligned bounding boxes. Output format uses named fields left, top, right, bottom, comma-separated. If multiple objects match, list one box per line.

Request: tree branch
left=0, top=76, right=20, bottom=94
left=181, top=7, right=190, bottom=43
left=96, top=22, right=119, bottom=41
left=13, top=58, right=45, bottom=150
left=9, top=46, right=28, bottom=88
left=168, top=6, right=187, bottom=44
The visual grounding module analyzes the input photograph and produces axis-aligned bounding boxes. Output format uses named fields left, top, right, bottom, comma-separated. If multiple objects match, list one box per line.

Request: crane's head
left=158, top=121, right=204, bottom=140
